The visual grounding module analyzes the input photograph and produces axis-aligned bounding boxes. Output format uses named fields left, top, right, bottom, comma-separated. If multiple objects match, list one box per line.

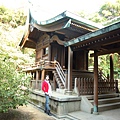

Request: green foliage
left=98, top=55, right=110, bottom=76
left=0, top=6, right=27, bottom=28
left=0, top=52, right=30, bottom=112
left=98, top=54, right=120, bottom=79
left=88, top=51, right=120, bottom=79
left=77, top=0, right=120, bottom=25
left=0, top=6, right=34, bottom=113
left=0, top=31, right=32, bottom=112
left=99, top=0, right=120, bottom=21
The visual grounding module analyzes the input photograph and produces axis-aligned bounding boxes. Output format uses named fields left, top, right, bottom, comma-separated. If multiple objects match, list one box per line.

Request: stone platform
left=29, top=89, right=81, bottom=118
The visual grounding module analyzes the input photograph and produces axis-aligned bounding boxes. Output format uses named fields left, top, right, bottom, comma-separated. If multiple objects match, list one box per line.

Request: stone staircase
left=81, top=93, right=120, bottom=113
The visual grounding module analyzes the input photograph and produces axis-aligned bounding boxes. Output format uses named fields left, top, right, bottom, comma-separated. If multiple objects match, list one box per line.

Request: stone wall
left=29, top=90, right=81, bottom=117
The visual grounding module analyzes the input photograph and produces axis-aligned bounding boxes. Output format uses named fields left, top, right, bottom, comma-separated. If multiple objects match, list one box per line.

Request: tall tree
left=99, top=0, right=120, bottom=21
left=88, top=0, right=120, bottom=24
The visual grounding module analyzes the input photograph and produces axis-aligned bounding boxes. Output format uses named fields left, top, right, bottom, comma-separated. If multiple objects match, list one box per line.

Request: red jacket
left=42, top=80, right=49, bottom=93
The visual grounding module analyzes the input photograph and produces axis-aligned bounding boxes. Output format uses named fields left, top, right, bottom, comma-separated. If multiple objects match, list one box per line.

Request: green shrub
left=0, top=57, right=30, bottom=113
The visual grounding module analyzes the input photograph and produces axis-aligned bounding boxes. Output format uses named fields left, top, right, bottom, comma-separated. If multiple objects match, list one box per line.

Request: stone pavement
left=26, top=103, right=120, bottom=120
left=36, top=105, right=120, bottom=120
left=28, top=104, right=120, bottom=120
left=24, top=99, right=120, bottom=120
left=56, top=108, right=120, bottom=120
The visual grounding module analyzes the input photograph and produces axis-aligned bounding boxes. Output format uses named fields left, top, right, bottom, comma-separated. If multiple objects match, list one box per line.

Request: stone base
left=93, top=111, right=99, bottom=115
left=56, top=88, right=67, bottom=94
left=65, top=90, right=72, bottom=95
left=29, top=89, right=81, bottom=118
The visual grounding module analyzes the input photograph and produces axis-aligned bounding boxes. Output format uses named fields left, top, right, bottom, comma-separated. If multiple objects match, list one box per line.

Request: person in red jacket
left=42, top=75, right=52, bottom=116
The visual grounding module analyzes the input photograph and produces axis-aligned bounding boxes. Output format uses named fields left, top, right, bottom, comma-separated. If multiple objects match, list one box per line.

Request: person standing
left=42, top=75, right=52, bottom=116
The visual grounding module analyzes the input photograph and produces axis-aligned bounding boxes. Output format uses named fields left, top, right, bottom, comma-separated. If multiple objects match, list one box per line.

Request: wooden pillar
left=65, top=70, right=68, bottom=89
left=36, top=70, right=39, bottom=89
left=110, top=54, right=114, bottom=89
left=53, top=75, right=57, bottom=91
left=68, top=46, right=73, bottom=92
left=84, top=50, right=88, bottom=70
left=48, top=45, right=51, bottom=61
left=41, top=69, right=45, bottom=81
left=93, top=50, right=99, bottom=114
left=41, top=49, right=43, bottom=59
left=63, top=47, right=65, bottom=68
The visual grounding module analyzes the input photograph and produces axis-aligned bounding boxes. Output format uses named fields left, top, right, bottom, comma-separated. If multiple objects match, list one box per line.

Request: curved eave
left=32, top=19, right=71, bottom=32
left=19, top=29, right=30, bottom=48
left=29, top=10, right=102, bottom=32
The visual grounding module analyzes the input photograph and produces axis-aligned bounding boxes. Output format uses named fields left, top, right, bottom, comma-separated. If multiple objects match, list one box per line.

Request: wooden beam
left=88, top=34, right=120, bottom=49
left=90, top=47, right=120, bottom=57
left=27, top=38, right=37, bottom=45
left=21, top=32, right=29, bottom=48
left=71, top=32, right=120, bottom=51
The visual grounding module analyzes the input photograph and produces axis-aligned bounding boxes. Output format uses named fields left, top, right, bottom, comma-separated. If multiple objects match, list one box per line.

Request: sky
left=0, top=0, right=117, bottom=20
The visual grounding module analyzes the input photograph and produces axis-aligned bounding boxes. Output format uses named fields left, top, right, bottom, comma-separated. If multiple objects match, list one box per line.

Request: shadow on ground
left=0, top=104, right=55, bottom=120
left=0, top=109, right=33, bottom=120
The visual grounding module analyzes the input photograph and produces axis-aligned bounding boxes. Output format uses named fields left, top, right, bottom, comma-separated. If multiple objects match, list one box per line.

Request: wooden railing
left=30, top=80, right=42, bottom=90
left=74, top=77, right=117, bottom=95
left=89, top=68, right=108, bottom=81
left=98, top=68, right=108, bottom=81
left=22, top=60, right=55, bottom=70
left=25, top=60, right=66, bottom=88
left=54, top=61, right=65, bottom=87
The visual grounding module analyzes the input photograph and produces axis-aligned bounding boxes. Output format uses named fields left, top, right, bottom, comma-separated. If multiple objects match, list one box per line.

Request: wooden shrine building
left=19, top=1, right=120, bottom=117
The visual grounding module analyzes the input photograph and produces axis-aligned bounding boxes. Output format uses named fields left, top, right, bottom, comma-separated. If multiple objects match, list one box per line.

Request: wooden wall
left=35, top=33, right=66, bottom=68
left=73, top=50, right=88, bottom=70
left=51, top=42, right=65, bottom=68
left=35, top=33, right=50, bottom=62
left=35, top=32, right=89, bottom=71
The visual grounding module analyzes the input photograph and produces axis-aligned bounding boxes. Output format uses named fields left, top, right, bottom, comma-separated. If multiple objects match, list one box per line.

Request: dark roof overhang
left=64, top=22, right=120, bottom=56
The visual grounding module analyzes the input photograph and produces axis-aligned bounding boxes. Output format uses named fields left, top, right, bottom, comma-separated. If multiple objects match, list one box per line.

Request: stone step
left=86, top=93, right=119, bottom=100
left=98, top=102, right=120, bottom=112
left=90, top=97, right=120, bottom=105
left=87, top=93, right=120, bottom=112
left=60, top=86, right=65, bottom=89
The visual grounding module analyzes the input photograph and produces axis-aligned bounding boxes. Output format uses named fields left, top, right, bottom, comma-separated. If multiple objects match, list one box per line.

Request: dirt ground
left=0, top=104, right=56, bottom=120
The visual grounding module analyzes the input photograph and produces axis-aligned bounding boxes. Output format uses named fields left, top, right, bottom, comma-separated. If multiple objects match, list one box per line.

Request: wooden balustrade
left=75, top=77, right=117, bottom=95
left=30, top=80, right=36, bottom=89
left=30, top=80, right=42, bottom=90
left=23, top=60, right=56, bottom=70
left=54, top=61, right=65, bottom=87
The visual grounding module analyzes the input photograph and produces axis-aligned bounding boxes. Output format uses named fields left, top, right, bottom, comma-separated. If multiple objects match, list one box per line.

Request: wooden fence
left=30, top=80, right=42, bottom=90
left=75, top=77, right=118, bottom=95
